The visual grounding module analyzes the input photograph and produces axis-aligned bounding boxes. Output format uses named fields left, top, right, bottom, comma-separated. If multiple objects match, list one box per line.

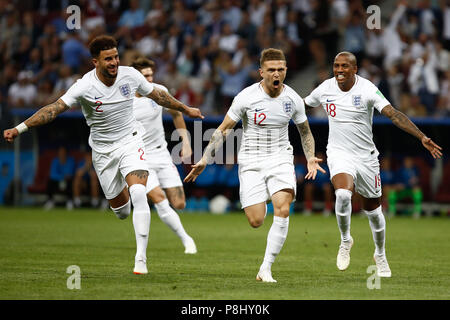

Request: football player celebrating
left=3, top=35, right=203, bottom=275
left=304, top=52, right=442, bottom=277
left=185, top=48, right=324, bottom=283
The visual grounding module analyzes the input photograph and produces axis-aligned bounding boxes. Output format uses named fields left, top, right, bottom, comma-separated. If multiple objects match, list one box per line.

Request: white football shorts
left=327, top=151, right=381, bottom=199
left=145, top=147, right=183, bottom=192
left=92, top=135, right=148, bottom=200
left=238, top=155, right=296, bottom=208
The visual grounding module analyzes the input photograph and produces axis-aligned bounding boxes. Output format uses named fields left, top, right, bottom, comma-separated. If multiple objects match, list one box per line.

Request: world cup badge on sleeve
left=119, top=83, right=131, bottom=98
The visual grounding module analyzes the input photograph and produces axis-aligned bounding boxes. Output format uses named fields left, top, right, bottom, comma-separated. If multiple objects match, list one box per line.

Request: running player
left=304, top=51, right=442, bottom=277
left=131, top=57, right=197, bottom=254
left=3, top=35, right=203, bottom=275
left=184, top=48, right=324, bottom=283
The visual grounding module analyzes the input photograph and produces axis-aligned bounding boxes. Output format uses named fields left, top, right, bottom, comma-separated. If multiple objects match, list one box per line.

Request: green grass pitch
left=0, top=207, right=449, bottom=300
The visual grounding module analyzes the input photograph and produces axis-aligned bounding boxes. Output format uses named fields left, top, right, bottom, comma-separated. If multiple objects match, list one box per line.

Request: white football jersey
left=60, top=66, right=154, bottom=153
left=305, top=75, right=390, bottom=158
left=133, top=83, right=169, bottom=151
left=227, top=82, right=307, bottom=163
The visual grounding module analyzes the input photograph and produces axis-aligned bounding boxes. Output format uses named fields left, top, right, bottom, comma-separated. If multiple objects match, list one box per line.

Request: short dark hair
left=131, top=57, right=155, bottom=72
left=88, top=35, right=117, bottom=58
left=260, top=48, right=286, bottom=67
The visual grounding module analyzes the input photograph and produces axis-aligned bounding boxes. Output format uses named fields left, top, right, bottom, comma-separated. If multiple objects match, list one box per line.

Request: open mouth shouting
left=273, top=79, right=280, bottom=88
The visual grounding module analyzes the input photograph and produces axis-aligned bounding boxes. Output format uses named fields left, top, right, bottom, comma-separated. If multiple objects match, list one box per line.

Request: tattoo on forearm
left=26, top=99, right=69, bottom=128
left=297, top=122, right=315, bottom=160
left=151, top=89, right=184, bottom=112
left=390, top=110, right=424, bottom=140
left=203, top=129, right=225, bottom=162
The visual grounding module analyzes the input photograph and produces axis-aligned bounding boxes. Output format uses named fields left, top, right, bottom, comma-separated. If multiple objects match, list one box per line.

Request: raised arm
left=168, top=108, right=192, bottom=160
left=296, top=119, right=326, bottom=180
left=381, top=104, right=442, bottom=159
left=148, top=87, right=204, bottom=119
left=3, top=99, right=69, bottom=143
left=184, top=115, right=237, bottom=182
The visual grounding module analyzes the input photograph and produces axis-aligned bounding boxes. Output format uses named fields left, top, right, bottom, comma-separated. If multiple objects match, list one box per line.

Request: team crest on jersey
left=119, top=83, right=131, bottom=98
left=352, top=95, right=362, bottom=107
left=283, top=101, right=293, bottom=114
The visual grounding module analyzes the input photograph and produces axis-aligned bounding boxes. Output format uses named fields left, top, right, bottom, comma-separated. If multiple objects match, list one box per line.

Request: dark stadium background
left=0, top=0, right=448, bottom=215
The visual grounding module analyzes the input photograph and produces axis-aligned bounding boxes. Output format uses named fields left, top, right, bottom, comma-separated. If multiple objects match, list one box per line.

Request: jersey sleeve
left=132, top=68, right=154, bottom=96
left=153, top=83, right=169, bottom=93
left=367, top=83, right=391, bottom=113
left=226, top=92, right=246, bottom=122
left=291, top=92, right=308, bottom=124
left=59, top=79, right=85, bottom=108
left=304, top=83, right=324, bottom=108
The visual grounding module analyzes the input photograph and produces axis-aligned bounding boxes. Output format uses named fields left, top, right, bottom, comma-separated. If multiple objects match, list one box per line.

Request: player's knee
left=170, top=198, right=186, bottom=210
left=273, top=205, right=290, bottom=218
left=111, top=199, right=131, bottom=220
left=247, top=214, right=264, bottom=228
left=335, top=189, right=352, bottom=214
left=147, top=188, right=166, bottom=204
left=248, top=218, right=264, bottom=228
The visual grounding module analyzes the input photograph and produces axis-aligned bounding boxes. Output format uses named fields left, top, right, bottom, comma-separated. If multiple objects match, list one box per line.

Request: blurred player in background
left=3, top=35, right=203, bottom=275
left=72, top=150, right=103, bottom=209
left=304, top=51, right=442, bottom=277
left=295, top=152, right=333, bottom=216
left=388, top=156, right=423, bottom=218
left=185, top=48, right=324, bottom=283
left=131, top=57, right=197, bottom=254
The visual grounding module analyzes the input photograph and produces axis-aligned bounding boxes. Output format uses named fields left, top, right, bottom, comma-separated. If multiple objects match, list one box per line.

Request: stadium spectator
left=72, top=151, right=102, bottom=209
left=44, top=146, right=76, bottom=210
left=221, top=0, right=242, bottom=32
left=117, top=0, right=145, bottom=29
left=51, top=64, right=78, bottom=99
left=342, top=6, right=366, bottom=65
left=388, top=156, right=424, bottom=218
left=7, top=70, right=37, bottom=108
left=174, top=79, right=197, bottom=106
left=217, top=57, right=253, bottom=113
left=61, top=31, right=90, bottom=74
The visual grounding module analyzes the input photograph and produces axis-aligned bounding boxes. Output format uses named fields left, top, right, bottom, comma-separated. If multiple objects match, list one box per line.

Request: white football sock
left=129, top=184, right=151, bottom=261
left=260, top=215, right=289, bottom=271
left=335, top=189, right=353, bottom=242
left=154, top=199, right=192, bottom=246
left=111, top=198, right=131, bottom=220
left=363, top=206, right=386, bottom=256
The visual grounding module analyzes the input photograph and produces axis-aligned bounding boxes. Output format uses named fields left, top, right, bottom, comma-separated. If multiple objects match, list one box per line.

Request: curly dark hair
left=88, top=35, right=117, bottom=58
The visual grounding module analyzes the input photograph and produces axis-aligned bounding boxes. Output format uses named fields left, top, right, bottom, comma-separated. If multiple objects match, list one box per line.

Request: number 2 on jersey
left=95, top=101, right=103, bottom=112
left=325, top=103, right=336, bottom=117
left=138, top=148, right=145, bottom=161
left=254, top=112, right=266, bottom=126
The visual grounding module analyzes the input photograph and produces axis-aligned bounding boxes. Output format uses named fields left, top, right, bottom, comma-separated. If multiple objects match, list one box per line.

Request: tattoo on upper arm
left=297, top=121, right=315, bottom=159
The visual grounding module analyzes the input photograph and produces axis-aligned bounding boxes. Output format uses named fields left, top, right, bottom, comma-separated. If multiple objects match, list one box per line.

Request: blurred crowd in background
left=1, top=0, right=450, bottom=121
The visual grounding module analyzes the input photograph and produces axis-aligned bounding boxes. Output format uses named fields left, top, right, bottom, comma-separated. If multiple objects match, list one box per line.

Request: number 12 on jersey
left=254, top=112, right=266, bottom=125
